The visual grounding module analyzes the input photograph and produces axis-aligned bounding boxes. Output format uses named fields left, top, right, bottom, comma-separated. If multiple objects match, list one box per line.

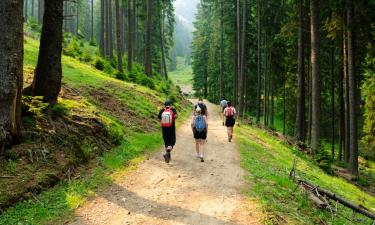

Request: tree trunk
left=310, top=0, right=320, bottom=155
left=0, top=0, right=24, bottom=154
left=219, top=0, right=224, bottom=98
left=91, top=0, right=94, bottom=41
left=160, top=9, right=168, bottom=79
left=339, top=34, right=345, bottom=161
left=25, top=0, right=28, bottom=20
left=307, top=54, right=312, bottom=144
left=31, top=0, right=34, bottom=17
left=38, top=0, right=44, bottom=24
left=76, top=2, right=79, bottom=36
left=108, top=0, right=113, bottom=58
left=343, top=14, right=350, bottom=163
left=239, top=0, right=248, bottom=117
left=100, top=0, right=105, bottom=55
left=330, top=45, right=335, bottom=160
left=127, top=0, right=133, bottom=71
left=283, top=73, right=286, bottom=135
left=144, top=0, right=153, bottom=77
left=115, top=0, right=123, bottom=72
left=295, top=0, right=305, bottom=142
left=256, top=0, right=261, bottom=125
left=31, top=0, right=63, bottom=104
left=347, top=5, right=358, bottom=176
left=236, top=0, right=241, bottom=107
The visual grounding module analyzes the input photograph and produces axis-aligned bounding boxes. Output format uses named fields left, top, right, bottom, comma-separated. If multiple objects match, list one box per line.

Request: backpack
left=194, top=115, right=206, bottom=132
left=161, top=107, right=174, bottom=127
left=225, top=107, right=234, bottom=118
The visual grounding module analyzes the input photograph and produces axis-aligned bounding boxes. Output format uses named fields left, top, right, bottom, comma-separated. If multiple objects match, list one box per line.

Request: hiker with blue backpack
left=158, top=100, right=178, bottom=163
left=191, top=106, right=208, bottom=162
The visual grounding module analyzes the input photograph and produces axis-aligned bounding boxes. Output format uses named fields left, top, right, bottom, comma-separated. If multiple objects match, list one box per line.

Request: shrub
left=93, top=58, right=105, bottom=71
left=51, top=103, right=69, bottom=117
left=63, top=38, right=83, bottom=58
left=315, top=146, right=333, bottom=174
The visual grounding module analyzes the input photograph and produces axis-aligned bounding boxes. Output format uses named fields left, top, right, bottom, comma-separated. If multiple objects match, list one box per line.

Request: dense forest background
left=191, top=0, right=375, bottom=177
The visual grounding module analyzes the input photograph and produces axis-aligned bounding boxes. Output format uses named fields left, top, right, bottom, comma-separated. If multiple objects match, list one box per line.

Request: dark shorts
left=225, top=117, right=235, bottom=127
left=194, top=130, right=207, bottom=140
left=162, top=126, right=176, bottom=148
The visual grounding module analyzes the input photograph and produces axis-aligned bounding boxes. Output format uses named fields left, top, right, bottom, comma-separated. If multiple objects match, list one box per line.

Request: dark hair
left=164, top=100, right=172, bottom=106
left=227, top=101, right=232, bottom=107
left=198, top=97, right=203, bottom=101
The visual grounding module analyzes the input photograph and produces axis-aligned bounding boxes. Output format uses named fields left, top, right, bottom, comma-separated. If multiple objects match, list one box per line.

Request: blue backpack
left=194, top=115, right=206, bottom=132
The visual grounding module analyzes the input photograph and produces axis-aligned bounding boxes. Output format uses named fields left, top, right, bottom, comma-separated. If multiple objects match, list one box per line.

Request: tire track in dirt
left=69, top=101, right=264, bottom=225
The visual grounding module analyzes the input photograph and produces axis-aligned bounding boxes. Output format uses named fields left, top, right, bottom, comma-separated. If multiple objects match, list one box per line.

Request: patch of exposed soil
left=88, top=88, right=158, bottom=133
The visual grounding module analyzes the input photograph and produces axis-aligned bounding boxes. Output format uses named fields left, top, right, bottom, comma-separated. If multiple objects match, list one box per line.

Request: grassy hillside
left=237, top=125, right=375, bottom=224
left=0, top=35, right=190, bottom=225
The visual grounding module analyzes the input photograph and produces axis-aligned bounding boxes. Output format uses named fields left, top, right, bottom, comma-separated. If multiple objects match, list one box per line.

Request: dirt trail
left=69, top=101, right=264, bottom=225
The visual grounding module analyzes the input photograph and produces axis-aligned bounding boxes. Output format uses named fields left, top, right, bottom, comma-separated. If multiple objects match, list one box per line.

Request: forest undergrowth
left=237, top=125, right=375, bottom=225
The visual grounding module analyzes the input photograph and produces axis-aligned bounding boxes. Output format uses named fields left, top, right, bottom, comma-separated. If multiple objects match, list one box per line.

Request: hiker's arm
left=173, top=108, right=178, bottom=119
left=191, top=117, right=195, bottom=132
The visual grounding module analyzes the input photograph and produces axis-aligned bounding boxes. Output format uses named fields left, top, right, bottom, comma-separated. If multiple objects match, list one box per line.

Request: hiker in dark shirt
left=158, top=100, right=178, bottom=163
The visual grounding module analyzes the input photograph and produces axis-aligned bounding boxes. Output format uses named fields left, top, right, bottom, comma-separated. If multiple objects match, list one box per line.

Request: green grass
left=236, top=125, right=375, bottom=225
left=169, top=57, right=193, bottom=87
left=0, top=34, right=192, bottom=224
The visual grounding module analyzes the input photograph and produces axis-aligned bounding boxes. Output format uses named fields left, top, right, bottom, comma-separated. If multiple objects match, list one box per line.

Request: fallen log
left=0, top=175, right=17, bottom=178
left=299, top=180, right=375, bottom=220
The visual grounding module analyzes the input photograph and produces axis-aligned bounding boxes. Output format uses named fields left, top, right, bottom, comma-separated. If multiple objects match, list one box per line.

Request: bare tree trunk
left=115, top=0, right=123, bottom=72
left=339, top=34, right=345, bottom=161
left=31, top=0, right=63, bottom=104
left=343, top=14, right=350, bottom=163
left=76, top=2, right=79, bottom=36
left=347, top=5, right=358, bottom=176
left=330, top=45, right=335, bottom=160
left=0, top=0, right=24, bottom=154
left=239, top=0, right=248, bottom=117
left=31, top=0, right=34, bottom=17
left=307, top=54, right=312, bottom=144
left=310, top=0, right=321, bottom=155
left=127, top=0, right=133, bottom=71
left=283, top=73, right=286, bottom=135
left=256, top=0, right=261, bottom=125
left=108, top=0, right=113, bottom=58
left=144, top=0, right=153, bottom=77
left=91, top=0, right=94, bottom=41
left=38, top=0, right=44, bottom=23
left=295, top=0, right=305, bottom=141
left=25, top=0, right=28, bottom=20
left=160, top=8, right=168, bottom=79
left=235, top=0, right=240, bottom=107
left=100, top=0, right=105, bottom=55
left=219, top=0, right=224, bottom=98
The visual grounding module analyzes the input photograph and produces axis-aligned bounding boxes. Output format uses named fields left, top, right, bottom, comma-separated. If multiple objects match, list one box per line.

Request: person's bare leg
left=199, top=139, right=205, bottom=162
left=227, top=127, right=231, bottom=142
left=195, top=139, right=200, bottom=157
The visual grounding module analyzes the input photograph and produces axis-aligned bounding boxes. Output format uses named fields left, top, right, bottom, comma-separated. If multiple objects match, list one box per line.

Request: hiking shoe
left=200, top=157, right=204, bottom=162
left=163, top=152, right=171, bottom=163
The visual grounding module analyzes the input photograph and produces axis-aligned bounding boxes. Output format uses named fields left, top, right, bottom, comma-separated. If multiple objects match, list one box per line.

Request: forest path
left=69, top=101, right=264, bottom=225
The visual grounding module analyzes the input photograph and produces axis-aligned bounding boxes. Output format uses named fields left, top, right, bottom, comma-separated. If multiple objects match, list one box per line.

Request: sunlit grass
left=237, top=125, right=375, bottom=224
